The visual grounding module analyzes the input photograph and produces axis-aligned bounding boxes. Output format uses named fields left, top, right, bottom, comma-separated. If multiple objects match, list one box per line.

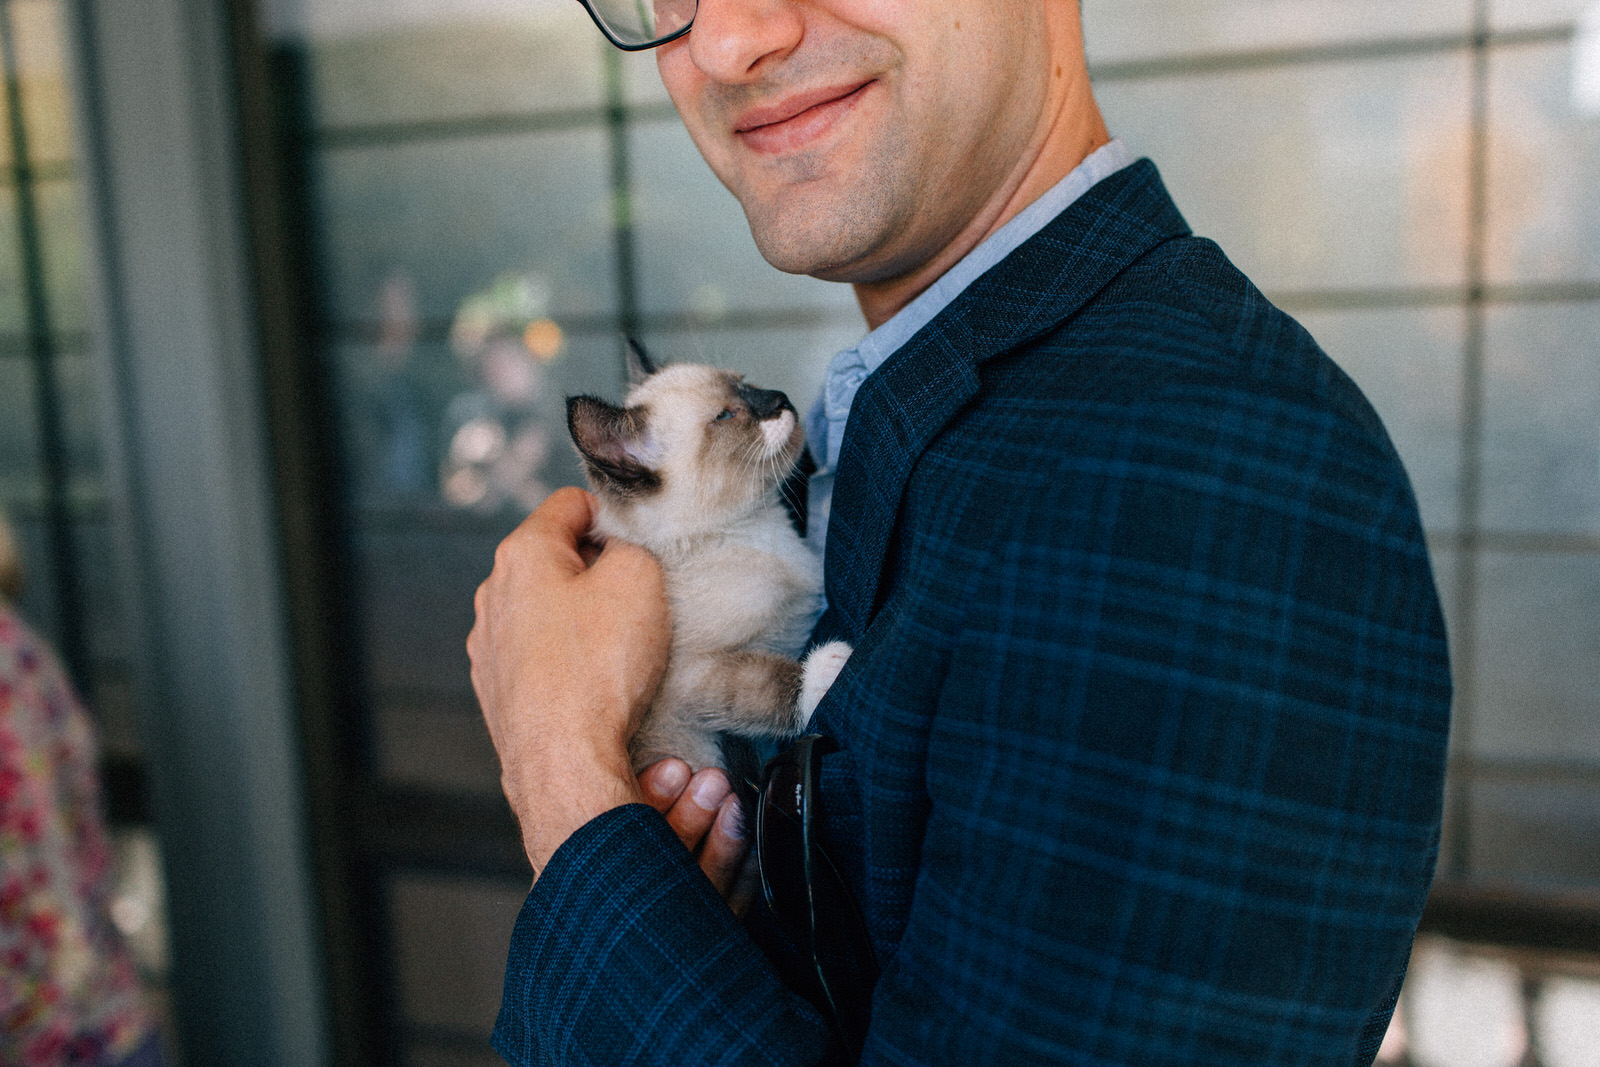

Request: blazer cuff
left=493, top=803, right=829, bottom=1067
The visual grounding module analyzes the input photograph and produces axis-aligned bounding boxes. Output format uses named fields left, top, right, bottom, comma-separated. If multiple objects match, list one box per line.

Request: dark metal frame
left=575, top=0, right=695, bottom=51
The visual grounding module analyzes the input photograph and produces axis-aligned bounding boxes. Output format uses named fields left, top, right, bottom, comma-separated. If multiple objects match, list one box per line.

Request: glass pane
left=1485, top=39, right=1600, bottom=285
left=1295, top=306, right=1465, bottom=532
left=0, top=354, right=104, bottom=497
left=1468, top=779, right=1600, bottom=889
left=1489, top=0, right=1594, bottom=31
left=377, top=699, right=499, bottom=794
left=390, top=873, right=529, bottom=1033
left=1481, top=303, right=1600, bottom=534
left=0, top=43, right=11, bottom=169
left=631, top=118, right=863, bottom=318
left=0, top=355, right=42, bottom=501
left=0, top=184, right=27, bottom=327
left=268, top=0, right=606, bottom=128
left=1096, top=50, right=1474, bottom=293
left=1084, top=0, right=1473, bottom=65
left=36, top=178, right=89, bottom=335
left=316, top=127, right=616, bottom=327
left=1472, top=552, right=1600, bottom=765
left=354, top=519, right=501, bottom=698
left=0, top=183, right=90, bottom=400
left=68, top=513, right=135, bottom=724
left=331, top=328, right=614, bottom=512
left=330, top=337, right=472, bottom=508
left=55, top=347, right=106, bottom=499
left=4, top=0, right=78, bottom=168
left=620, top=45, right=671, bottom=107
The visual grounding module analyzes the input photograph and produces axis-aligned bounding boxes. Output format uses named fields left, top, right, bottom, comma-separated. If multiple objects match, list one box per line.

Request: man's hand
left=469, top=487, right=670, bottom=878
left=639, top=759, right=758, bottom=916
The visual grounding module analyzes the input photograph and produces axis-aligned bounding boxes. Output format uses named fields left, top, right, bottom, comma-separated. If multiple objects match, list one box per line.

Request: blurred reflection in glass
left=340, top=272, right=468, bottom=504
left=370, top=275, right=430, bottom=497
left=440, top=273, right=566, bottom=513
left=1576, top=3, right=1600, bottom=115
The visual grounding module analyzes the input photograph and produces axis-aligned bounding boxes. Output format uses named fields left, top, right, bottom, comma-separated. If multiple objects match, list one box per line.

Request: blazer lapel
left=825, top=160, right=1193, bottom=635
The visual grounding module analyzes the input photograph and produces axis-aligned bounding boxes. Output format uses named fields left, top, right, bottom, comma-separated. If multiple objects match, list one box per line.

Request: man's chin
left=745, top=206, right=897, bottom=283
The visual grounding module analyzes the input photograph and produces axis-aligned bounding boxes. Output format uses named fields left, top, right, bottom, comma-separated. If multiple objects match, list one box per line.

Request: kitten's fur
left=568, top=344, right=849, bottom=773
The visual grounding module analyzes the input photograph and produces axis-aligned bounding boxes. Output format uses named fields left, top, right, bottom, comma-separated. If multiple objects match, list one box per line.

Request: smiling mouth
left=733, top=81, right=875, bottom=152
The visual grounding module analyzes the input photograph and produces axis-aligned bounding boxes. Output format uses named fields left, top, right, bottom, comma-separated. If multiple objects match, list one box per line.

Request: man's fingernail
left=718, top=797, right=745, bottom=841
left=649, top=760, right=689, bottom=798
left=690, top=772, right=728, bottom=811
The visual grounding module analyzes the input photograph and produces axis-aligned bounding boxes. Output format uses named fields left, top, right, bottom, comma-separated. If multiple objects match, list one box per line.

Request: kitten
left=567, top=344, right=850, bottom=773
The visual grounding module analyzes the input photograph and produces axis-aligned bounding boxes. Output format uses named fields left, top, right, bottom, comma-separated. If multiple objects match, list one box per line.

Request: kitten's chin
left=759, top=409, right=797, bottom=454
left=760, top=411, right=808, bottom=484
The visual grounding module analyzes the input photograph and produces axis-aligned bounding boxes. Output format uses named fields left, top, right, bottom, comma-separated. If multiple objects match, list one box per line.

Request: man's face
left=656, top=0, right=1053, bottom=287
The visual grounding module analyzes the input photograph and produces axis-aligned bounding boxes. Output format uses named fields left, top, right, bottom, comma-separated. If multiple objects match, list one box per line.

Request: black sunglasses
left=756, top=734, right=880, bottom=1058
left=575, top=0, right=697, bottom=51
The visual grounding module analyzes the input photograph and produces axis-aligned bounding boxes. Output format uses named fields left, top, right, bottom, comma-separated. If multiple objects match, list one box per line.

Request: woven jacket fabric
left=492, top=160, right=1453, bottom=1066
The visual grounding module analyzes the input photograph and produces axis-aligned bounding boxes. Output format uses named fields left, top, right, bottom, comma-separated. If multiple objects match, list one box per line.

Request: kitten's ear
left=624, top=336, right=658, bottom=384
left=567, top=395, right=661, bottom=496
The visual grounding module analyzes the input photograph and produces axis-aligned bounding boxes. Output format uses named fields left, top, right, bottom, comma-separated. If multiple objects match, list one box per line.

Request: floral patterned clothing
left=1, top=605, right=157, bottom=1065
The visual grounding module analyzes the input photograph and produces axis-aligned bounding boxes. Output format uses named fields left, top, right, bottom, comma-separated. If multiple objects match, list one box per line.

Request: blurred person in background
left=0, top=509, right=166, bottom=1067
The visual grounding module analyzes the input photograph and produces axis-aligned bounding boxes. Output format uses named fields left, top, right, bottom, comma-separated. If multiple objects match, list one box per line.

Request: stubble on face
left=659, top=1, right=1077, bottom=323
left=665, top=34, right=925, bottom=282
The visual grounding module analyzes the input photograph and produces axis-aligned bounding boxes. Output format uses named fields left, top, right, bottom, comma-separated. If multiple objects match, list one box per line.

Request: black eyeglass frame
left=755, top=733, right=878, bottom=1058
left=573, top=0, right=696, bottom=51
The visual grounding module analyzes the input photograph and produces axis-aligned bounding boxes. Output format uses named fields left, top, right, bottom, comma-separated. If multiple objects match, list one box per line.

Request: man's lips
left=733, top=81, right=874, bottom=153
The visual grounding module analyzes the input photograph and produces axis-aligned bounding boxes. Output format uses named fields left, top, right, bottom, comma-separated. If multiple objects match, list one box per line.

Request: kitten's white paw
left=798, top=640, right=853, bottom=727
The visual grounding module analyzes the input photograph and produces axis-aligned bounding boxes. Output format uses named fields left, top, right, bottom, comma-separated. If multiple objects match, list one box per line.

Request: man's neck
left=850, top=31, right=1110, bottom=329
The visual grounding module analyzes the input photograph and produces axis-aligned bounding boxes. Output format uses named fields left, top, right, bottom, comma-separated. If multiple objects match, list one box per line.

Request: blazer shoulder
left=952, top=237, right=1425, bottom=551
left=1017, top=233, right=1396, bottom=457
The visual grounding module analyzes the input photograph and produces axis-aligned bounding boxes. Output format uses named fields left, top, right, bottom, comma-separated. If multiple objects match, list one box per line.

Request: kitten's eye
left=714, top=408, right=736, bottom=422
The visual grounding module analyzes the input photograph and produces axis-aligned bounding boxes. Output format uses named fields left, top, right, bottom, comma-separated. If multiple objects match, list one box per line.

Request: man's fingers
left=527, top=485, right=597, bottom=539
left=639, top=758, right=692, bottom=815
left=726, top=846, right=759, bottom=919
left=699, top=794, right=751, bottom=903
left=641, top=766, right=724, bottom=851
left=513, top=487, right=597, bottom=571
left=641, top=765, right=751, bottom=904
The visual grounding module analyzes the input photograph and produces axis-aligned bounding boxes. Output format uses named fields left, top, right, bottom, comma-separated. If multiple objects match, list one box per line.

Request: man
left=468, top=1, right=1453, bottom=1063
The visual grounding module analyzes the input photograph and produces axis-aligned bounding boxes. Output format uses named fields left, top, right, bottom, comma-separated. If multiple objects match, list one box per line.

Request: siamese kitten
left=567, top=345, right=850, bottom=773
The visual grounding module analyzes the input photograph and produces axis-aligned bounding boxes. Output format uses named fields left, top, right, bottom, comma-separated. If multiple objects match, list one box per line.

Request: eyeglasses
left=575, top=0, right=697, bottom=51
left=755, top=734, right=880, bottom=1058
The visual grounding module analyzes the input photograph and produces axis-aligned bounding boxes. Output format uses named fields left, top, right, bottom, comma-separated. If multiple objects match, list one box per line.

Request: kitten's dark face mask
left=568, top=356, right=807, bottom=528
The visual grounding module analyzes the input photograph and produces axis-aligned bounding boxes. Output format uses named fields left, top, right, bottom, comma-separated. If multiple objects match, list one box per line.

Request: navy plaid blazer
left=493, top=160, right=1453, bottom=1066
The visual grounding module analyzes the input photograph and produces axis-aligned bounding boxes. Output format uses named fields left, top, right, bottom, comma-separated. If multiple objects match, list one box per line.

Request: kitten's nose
left=737, top=383, right=794, bottom=421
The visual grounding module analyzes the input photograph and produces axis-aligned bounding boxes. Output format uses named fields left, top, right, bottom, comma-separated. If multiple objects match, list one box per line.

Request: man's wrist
left=507, top=742, right=643, bottom=878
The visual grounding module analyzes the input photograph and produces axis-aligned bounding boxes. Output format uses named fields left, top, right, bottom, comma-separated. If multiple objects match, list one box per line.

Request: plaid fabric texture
left=493, top=161, right=1452, bottom=1066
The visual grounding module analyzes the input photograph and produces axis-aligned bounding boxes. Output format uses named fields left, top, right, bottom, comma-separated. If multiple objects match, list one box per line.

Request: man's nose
left=684, top=0, right=804, bottom=83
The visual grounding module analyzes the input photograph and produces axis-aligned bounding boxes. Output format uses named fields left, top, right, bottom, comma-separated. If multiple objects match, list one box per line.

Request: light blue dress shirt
left=804, top=139, right=1136, bottom=551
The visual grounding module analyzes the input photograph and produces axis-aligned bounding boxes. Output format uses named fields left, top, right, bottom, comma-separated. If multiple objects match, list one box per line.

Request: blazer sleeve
left=859, top=376, right=1452, bottom=1065
left=492, top=804, right=835, bottom=1066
